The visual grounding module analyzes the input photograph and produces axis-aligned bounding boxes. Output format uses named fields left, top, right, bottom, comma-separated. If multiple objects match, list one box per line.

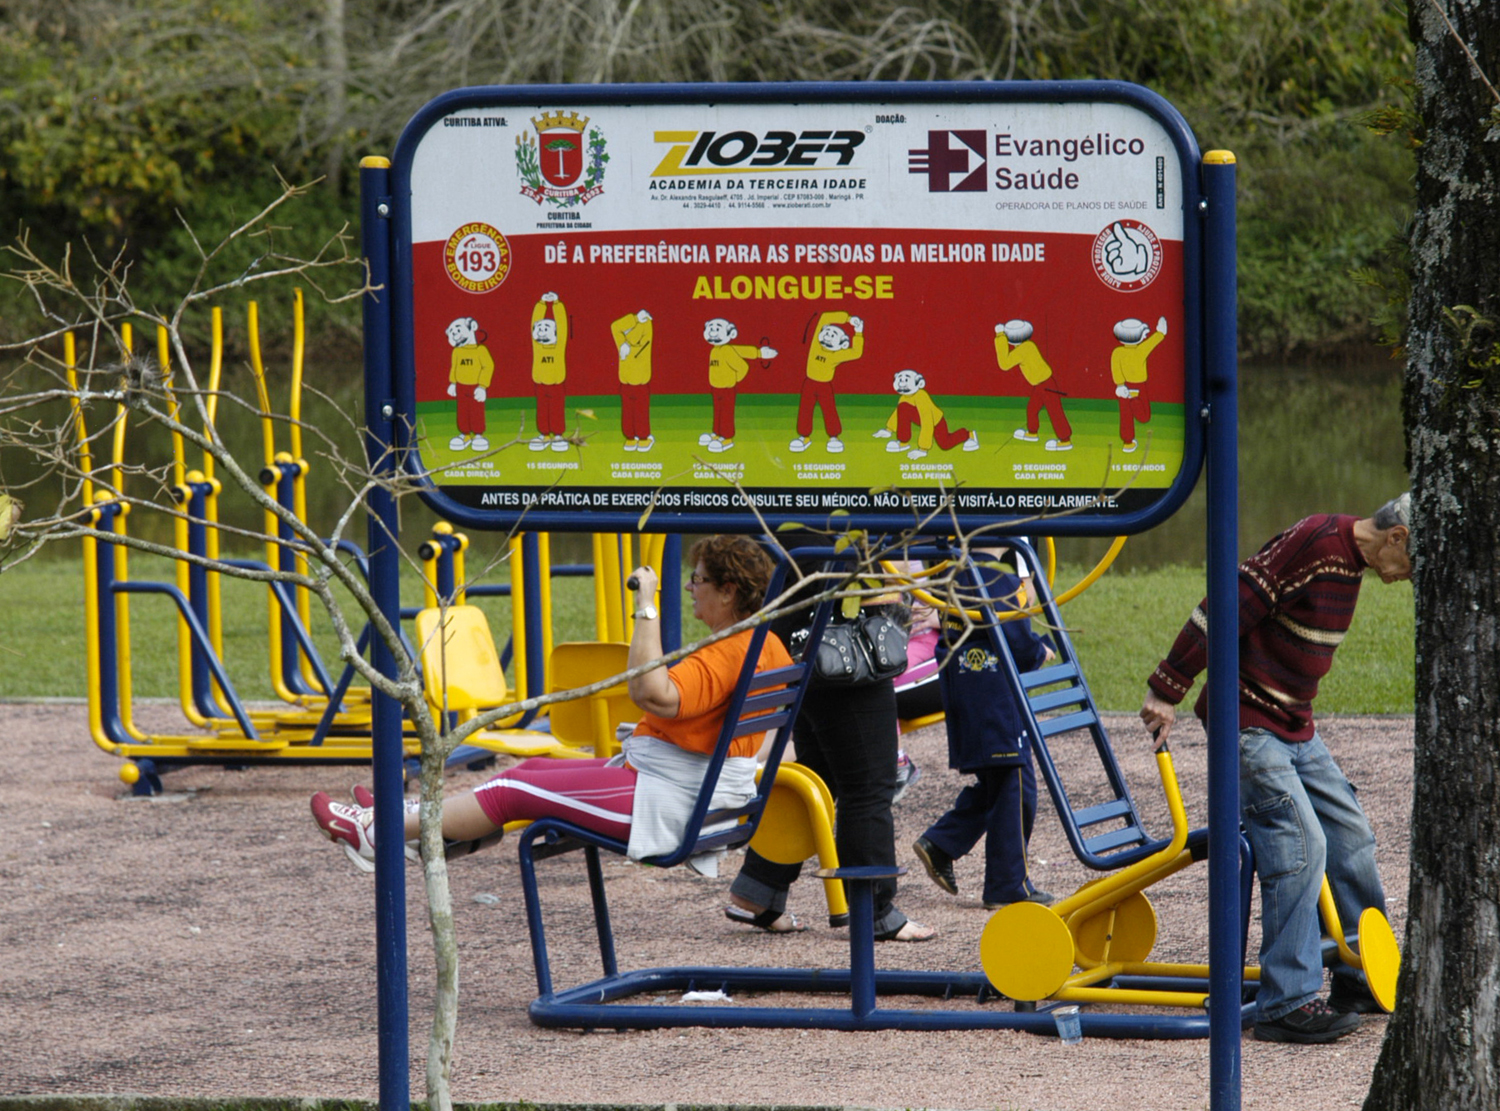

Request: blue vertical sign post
left=360, top=154, right=411, bottom=1111
left=1202, top=149, right=1241, bottom=1110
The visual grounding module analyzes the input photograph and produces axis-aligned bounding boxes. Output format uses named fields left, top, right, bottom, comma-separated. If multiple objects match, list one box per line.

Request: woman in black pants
left=725, top=557, right=936, bottom=941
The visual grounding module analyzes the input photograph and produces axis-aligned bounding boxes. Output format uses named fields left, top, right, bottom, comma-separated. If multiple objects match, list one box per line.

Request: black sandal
left=724, top=904, right=807, bottom=933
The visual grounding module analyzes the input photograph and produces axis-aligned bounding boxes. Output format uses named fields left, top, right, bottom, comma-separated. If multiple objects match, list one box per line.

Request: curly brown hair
left=688, top=535, right=774, bottom=620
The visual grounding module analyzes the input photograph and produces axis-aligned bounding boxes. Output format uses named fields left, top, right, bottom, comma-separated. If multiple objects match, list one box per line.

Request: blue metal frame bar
left=220, top=559, right=339, bottom=700
left=309, top=625, right=371, bottom=746
left=1202, top=153, right=1242, bottom=1111
left=531, top=968, right=1251, bottom=1037
left=113, top=581, right=259, bottom=739
left=88, top=504, right=131, bottom=747
left=269, top=461, right=319, bottom=697
left=361, top=156, right=410, bottom=1111
left=181, top=481, right=233, bottom=720
left=660, top=534, right=683, bottom=653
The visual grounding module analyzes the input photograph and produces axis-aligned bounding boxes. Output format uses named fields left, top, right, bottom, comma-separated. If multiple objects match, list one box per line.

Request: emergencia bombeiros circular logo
left=444, top=222, right=511, bottom=293
left=1092, top=219, right=1162, bottom=292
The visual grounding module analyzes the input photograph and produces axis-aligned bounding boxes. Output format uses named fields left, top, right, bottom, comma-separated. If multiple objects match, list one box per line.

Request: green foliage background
left=0, top=0, right=1413, bottom=359
left=0, top=554, right=1414, bottom=712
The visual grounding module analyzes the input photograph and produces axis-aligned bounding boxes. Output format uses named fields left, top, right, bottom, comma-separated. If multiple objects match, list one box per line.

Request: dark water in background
left=12, top=358, right=1405, bottom=571
left=1058, top=359, right=1408, bottom=570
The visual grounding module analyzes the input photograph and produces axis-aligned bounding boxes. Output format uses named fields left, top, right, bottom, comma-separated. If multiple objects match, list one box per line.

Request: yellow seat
left=749, top=761, right=848, bottom=921
left=547, top=641, right=637, bottom=758
left=899, top=710, right=946, bottom=735
left=415, top=605, right=508, bottom=710
left=414, top=605, right=576, bottom=759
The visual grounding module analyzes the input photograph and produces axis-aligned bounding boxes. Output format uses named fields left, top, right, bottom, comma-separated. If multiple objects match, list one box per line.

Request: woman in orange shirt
left=310, top=535, right=790, bottom=870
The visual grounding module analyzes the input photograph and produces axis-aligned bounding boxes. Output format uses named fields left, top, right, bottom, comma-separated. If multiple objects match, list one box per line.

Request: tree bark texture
left=1366, top=3, right=1500, bottom=1108
left=419, top=730, right=458, bottom=1111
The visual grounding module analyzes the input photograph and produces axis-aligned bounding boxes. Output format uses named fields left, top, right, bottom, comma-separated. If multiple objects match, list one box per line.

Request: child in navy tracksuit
left=913, top=561, right=1054, bottom=908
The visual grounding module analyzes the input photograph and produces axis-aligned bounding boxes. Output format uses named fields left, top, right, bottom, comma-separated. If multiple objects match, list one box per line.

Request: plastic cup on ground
left=1052, top=1005, right=1082, bottom=1044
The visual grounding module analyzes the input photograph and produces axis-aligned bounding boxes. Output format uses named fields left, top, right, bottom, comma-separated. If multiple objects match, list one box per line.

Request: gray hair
left=1372, top=492, right=1411, bottom=532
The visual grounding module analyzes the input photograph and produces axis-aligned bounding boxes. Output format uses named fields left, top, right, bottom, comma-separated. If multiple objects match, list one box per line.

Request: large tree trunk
left=1365, top=5, right=1500, bottom=1109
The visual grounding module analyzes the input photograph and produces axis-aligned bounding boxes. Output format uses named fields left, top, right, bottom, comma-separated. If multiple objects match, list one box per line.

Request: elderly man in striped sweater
left=1141, top=492, right=1412, bottom=1046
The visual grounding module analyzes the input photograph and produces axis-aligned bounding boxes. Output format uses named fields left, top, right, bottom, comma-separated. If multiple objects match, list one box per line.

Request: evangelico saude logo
left=517, top=110, right=607, bottom=206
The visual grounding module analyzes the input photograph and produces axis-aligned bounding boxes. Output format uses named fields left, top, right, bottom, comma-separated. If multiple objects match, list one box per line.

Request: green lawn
left=0, top=553, right=1414, bottom=713
left=0, top=551, right=602, bottom=704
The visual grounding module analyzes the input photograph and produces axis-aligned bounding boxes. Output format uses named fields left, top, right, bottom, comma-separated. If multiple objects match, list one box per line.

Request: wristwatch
left=633, top=604, right=659, bottom=621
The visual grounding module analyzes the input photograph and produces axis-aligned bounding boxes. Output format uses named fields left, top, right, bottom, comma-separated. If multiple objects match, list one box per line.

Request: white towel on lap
left=614, top=733, right=756, bottom=870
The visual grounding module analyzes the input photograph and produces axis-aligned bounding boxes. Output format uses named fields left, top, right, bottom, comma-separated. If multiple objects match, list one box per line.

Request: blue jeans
left=1239, top=728, right=1386, bottom=1021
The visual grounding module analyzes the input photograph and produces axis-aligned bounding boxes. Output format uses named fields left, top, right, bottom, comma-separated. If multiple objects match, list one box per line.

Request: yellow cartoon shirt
left=449, top=345, right=495, bottom=389
left=886, top=388, right=944, bottom=451
left=707, top=344, right=761, bottom=390
left=1110, top=331, right=1166, bottom=387
left=994, top=337, right=1053, bottom=387
left=805, top=311, right=865, bottom=384
left=611, top=314, right=653, bottom=387
left=531, top=300, right=569, bottom=386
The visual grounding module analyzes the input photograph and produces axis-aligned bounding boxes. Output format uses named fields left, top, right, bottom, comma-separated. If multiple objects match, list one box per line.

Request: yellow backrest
left=415, top=605, right=508, bottom=712
left=547, top=641, right=635, bottom=757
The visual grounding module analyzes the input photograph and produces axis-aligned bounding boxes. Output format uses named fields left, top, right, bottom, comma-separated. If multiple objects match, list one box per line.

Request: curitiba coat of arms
left=516, top=110, right=608, bottom=206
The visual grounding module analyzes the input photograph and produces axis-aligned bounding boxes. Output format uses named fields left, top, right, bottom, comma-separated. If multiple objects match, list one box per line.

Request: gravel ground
left=0, top=702, right=1412, bottom=1110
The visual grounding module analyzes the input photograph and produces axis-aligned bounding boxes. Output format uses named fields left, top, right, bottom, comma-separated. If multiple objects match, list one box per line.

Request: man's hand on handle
left=1140, top=690, right=1177, bottom=751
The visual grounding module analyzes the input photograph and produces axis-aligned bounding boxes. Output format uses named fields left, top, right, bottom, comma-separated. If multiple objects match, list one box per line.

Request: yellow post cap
left=361, top=156, right=392, bottom=169
left=1203, top=150, right=1237, bottom=165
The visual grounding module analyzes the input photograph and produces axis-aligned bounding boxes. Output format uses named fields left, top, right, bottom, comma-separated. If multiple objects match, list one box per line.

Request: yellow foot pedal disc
left=1071, top=891, right=1158, bottom=966
left=1359, top=907, right=1400, bottom=1013
left=980, top=902, right=1075, bottom=1002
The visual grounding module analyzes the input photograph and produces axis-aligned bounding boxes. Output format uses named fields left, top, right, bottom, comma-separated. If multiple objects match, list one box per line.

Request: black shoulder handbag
left=811, top=611, right=909, bottom=685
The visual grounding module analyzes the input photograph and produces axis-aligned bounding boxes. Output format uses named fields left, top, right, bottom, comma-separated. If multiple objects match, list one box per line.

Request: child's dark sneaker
left=913, top=836, right=958, bottom=895
left=1253, top=998, right=1361, bottom=1043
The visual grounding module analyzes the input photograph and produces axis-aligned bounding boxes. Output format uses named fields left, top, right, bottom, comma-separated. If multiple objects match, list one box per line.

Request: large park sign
left=386, top=82, right=1204, bottom=534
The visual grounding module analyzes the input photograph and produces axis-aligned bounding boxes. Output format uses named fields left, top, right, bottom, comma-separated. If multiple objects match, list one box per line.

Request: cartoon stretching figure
left=700, top=317, right=776, bottom=454
left=873, top=370, right=980, bottom=461
left=994, top=319, right=1072, bottom=452
left=445, top=317, right=495, bottom=452
left=791, top=311, right=864, bottom=454
left=612, top=309, right=654, bottom=452
left=530, top=292, right=569, bottom=452
left=1110, top=316, right=1168, bottom=453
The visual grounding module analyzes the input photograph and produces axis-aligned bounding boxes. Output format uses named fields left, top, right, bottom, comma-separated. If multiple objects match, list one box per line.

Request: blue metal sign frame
left=384, top=80, right=1204, bottom=537
left=360, top=82, right=1241, bottom=1111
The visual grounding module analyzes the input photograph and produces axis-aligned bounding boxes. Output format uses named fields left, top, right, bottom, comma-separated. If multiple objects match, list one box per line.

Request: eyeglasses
left=687, top=572, right=712, bottom=587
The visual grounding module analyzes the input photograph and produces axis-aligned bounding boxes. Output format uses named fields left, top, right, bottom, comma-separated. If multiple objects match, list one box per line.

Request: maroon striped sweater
left=1148, top=514, right=1368, bottom=742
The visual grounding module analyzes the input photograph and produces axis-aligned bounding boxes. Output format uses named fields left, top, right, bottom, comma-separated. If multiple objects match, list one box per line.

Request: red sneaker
left=310, top=791, right=376, bottom=872
left=351, top=785, right=420, bottom=863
